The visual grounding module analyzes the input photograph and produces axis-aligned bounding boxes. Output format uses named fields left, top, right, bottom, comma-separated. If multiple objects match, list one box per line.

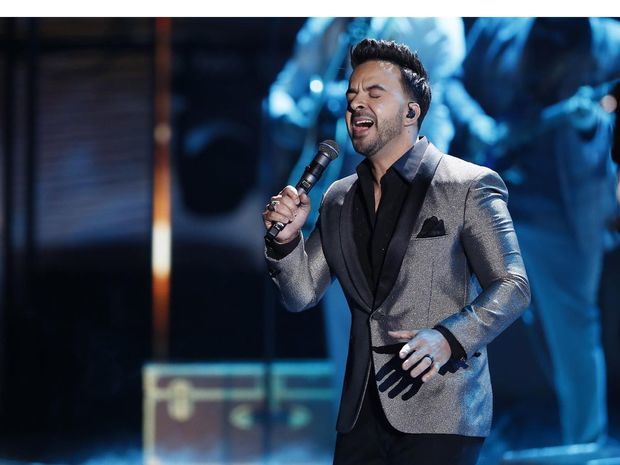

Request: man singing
left=262, top=39, right=530, bottom=465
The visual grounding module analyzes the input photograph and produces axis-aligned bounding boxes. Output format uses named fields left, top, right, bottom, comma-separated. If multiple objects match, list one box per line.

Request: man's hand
left=567, top=85, right=607, bottom=132
left=262, top=185, right=311, bottom=244
left=388, top=329, right=452, bottom=383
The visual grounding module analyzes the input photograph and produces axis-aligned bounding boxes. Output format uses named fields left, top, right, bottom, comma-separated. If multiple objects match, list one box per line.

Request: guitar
left=472, top=78, right=619, bottom=184
left=288, top=17, right=372, bottom=169
left=284, top=18, right=374, bottom=233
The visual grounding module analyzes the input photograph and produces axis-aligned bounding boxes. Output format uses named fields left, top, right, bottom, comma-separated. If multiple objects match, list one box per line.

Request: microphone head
left=319, top=140, right=340, bottom=160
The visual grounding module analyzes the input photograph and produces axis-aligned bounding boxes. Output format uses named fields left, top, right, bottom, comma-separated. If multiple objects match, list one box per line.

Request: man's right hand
left=262, top=185, right=311, bottom=244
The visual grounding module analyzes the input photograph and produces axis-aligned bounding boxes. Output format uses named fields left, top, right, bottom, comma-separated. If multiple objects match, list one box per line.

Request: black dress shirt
left=266, top=137, right=465, bottom=361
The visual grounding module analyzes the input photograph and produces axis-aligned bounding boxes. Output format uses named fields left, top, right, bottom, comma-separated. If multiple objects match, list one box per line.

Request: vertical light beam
left=152, top=18, right=172, bottom=360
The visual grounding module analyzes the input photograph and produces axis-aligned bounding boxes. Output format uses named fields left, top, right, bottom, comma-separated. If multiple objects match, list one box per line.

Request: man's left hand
left=388, top=329, right=451, bottom=383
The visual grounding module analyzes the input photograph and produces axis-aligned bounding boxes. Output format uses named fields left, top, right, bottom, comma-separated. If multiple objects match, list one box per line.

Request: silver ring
left=267, top=200, right=279, bottom=212
left=424, top=354, right=434, bottom=364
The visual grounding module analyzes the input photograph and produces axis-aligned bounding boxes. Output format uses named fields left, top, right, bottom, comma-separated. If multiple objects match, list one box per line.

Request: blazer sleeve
left=264, top=196, right=333, bottom=313
left=437, top=169, right=531, bottom=359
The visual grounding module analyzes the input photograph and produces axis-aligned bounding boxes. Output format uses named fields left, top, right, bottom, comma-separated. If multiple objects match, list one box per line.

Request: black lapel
left=339, top=180, right=374, bottom=312
left=372, top=145, right=443, bottom=310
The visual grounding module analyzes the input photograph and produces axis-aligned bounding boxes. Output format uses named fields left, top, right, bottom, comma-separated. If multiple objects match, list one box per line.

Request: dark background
left=0, top=17, right=618, bottom=463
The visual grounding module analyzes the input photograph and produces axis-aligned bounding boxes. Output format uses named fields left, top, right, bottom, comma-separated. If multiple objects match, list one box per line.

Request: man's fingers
left=265, top=196, right=296, bottom=222
left=400, top=341, right=422, bottom=360
left=281, top=185, right=300, bottom=203
left=388, top=330, right=416, bottom=338
left=298, top=192, right=310, bottom=207
left=263, top=211, right=292, bottom=226
left=268, top=195, right=296, bottom=219
left=395, top=334, right=420, bottom=359
left=409, top=355, right=433, bottom=378
left=280, top=187, right=311, bottom=210
left=277, top=194, right=298, bottom=213
left=422, top=363, right=441, bottom=383
left=402, top=348, right=428, bottom=373
left=275, top=202, right=295, bottom=221
left=388, top=329, right=417, bottom=340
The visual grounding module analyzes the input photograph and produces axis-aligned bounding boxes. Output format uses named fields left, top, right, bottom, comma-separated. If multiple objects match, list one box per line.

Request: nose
left=348, top=95, right=366, bottom=113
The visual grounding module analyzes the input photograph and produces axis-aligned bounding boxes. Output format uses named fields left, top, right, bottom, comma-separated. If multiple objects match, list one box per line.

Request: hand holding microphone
left=263, top=140, right=340, bottom=243
left=262, top=186, right=311, bottom=244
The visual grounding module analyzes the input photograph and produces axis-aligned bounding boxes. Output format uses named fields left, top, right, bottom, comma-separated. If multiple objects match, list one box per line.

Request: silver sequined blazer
left=265, top=141, right=531, bottom=437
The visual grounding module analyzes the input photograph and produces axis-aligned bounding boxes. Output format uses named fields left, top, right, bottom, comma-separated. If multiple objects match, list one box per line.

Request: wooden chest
left=143, top=361, right=335, bottom=464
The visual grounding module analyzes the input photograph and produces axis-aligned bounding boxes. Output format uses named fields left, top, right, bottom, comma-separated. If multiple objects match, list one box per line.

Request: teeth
left=354, top=119, right=373, bottom=127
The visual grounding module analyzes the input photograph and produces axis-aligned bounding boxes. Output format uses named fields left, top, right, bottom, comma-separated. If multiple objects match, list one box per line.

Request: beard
left=351, top=108, right=404, bottom=158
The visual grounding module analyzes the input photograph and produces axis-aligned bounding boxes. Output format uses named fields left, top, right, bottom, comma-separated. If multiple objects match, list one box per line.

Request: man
left=444, top=18, right=620, bottom=446
left=262, top=39, right=530, bottom=465
left=265, top=19, right=466, bottom=419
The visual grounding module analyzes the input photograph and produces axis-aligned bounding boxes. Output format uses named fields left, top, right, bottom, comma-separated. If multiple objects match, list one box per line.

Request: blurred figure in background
left=264, top=17, right=466, bottom=417
left=444, top=17, right=620, bottom=446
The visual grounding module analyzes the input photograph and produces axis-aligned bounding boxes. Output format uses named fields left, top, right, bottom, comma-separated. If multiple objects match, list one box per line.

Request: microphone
left=265, top=139, right=340, bottom=242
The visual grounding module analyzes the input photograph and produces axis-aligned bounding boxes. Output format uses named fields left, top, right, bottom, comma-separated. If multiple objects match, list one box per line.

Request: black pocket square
left=416, top=216, right=446, bottom=238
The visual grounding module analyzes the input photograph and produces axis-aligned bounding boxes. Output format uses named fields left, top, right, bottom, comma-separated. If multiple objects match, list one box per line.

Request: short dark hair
left=350, top=38, right=431, bottom=127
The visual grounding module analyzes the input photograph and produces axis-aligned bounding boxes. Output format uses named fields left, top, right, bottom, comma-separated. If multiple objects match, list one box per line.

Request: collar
left=356, top=136, right=429, bottom=185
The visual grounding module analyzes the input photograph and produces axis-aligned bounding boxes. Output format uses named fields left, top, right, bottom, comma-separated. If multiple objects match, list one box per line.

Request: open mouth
left=353, top=118, right=375, bottom=128
left=351, top=117, right=375, bottom=137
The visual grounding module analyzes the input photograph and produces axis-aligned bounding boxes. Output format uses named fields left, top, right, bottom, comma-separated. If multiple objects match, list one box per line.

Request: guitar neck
left=305, top=18, right=371, bottom=123
left=502, top=78, right=619, bottom=151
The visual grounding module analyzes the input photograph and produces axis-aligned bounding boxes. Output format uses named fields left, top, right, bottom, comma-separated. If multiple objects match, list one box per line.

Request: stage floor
left=0, top=399, right=618, bottom=464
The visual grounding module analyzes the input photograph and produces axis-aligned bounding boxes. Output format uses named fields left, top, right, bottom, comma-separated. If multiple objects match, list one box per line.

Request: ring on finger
left=423, top=354, right=434, bottom=364
left=267, top=200, right=279, bottom=212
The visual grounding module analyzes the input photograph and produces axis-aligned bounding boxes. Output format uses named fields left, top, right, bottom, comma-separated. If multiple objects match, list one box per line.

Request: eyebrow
left=346, top=84, right=387, bottom=95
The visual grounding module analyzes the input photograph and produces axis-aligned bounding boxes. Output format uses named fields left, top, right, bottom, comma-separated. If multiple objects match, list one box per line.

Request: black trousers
left=333, top=374, right=485, bottom=465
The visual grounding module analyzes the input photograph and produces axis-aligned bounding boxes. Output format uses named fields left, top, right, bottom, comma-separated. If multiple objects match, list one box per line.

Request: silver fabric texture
left=265, top=145, right=530, bottom=437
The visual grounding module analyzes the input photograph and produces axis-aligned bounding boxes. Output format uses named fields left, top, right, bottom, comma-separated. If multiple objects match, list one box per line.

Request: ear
left=404, top=102, right=421, bottom=127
